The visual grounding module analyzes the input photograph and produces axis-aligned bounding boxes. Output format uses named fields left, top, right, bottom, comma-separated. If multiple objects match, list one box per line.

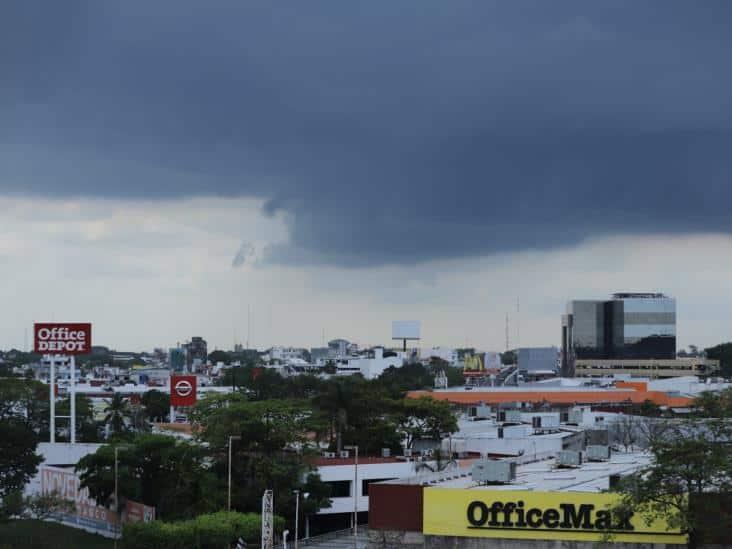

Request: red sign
left=34, top=323, right=92, bottom=355
left=170, top=375, right=197, bottom=407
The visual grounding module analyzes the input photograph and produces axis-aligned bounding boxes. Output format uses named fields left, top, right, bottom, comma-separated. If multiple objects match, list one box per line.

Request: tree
left=613, top=419, right=732, bottom=548
left=394, top=397, right=458, bottom=449
left=704, top=342, right=732, bottom=377
left=208, top=350, right=232, bottom=365
left=500, top=350, right=517, bottom=365
left=191, top=394, right=331, bottom=521
left=141, top=390, right=170, bottom=423
left=76, top=434, right=220, bottom=520
left=103, top=393, right=132, bottom=436
left=610, top=414, right=639, bottom=452
left=0, top=420, right=42, bottom=510
left=693, top=387, right=732, bottom=418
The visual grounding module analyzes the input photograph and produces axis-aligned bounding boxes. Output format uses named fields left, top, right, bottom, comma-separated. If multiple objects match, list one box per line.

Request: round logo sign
left=175, top=379, right=193, bottom=397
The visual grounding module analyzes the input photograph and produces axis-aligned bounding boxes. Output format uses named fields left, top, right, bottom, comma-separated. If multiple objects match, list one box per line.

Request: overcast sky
left=2, top=2, right=732, bottom=352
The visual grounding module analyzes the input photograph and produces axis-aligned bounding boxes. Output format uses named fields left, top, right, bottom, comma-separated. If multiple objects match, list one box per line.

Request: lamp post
left=293, top=490, right=299, bottom=549
left=292, top=490, right=309, bottom=549
left=344, top=445, right=359, bottom=537
left=228, top=435, right=242, bottom=511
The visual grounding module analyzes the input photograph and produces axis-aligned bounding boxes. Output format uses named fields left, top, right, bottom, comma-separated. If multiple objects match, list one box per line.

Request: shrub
left=122, top=511, right=284, bottom=549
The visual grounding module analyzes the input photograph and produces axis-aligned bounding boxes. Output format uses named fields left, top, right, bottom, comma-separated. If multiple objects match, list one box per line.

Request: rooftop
left=383, top=451, right=651, bottom=493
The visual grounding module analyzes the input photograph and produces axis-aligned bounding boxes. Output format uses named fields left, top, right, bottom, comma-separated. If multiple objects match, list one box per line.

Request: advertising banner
left=34, top=323, right=92, bottom=355
left=41, top=465, right=118, bottom=534
left=170, top=375, right=197, bottom=407
left=423, top=488, right=685, bottom=544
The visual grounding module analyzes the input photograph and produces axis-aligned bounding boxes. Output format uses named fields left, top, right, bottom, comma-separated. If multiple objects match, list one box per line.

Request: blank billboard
left=392, top=320, right=421, bottom=340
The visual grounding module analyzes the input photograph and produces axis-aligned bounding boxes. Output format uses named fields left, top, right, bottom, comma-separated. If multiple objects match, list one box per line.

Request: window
left=326, top=480, right=351, bottom=498
left=361, top=478, right=396, bottom=496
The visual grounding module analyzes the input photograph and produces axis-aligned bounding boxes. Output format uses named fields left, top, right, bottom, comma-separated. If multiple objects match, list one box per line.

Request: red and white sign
left=34, top=323, right=92, bottom=355
left=170, top=375, right=197, bottom=407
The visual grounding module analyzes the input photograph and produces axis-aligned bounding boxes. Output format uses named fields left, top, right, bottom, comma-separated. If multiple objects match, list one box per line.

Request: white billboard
left=392, top=320, right=421, bottom=340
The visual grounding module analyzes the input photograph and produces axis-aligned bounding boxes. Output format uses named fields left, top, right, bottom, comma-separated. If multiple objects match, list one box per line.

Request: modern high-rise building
left=561, top=293, right=676, bottom=376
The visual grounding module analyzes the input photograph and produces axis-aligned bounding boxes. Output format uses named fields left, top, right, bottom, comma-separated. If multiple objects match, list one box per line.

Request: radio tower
left=505, top=313, right=510, bottom=352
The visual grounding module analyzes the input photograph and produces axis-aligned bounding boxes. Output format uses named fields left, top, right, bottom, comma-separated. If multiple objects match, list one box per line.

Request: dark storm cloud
left=2, top=1, right=732, bottom=266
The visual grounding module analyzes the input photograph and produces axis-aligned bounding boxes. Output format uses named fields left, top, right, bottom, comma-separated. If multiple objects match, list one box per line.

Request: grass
left=0, top=519, right=114, bottom=549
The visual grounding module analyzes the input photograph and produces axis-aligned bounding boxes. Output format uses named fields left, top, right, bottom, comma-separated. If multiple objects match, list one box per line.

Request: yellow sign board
left=423, top=488, right=686, bottom=544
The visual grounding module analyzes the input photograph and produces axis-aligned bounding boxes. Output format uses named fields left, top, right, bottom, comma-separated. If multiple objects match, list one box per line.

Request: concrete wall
left=367, top=530, right=692, bottom=549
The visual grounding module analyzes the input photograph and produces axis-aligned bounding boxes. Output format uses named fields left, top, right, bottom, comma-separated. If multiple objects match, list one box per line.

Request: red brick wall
left=368, top=484, right=423, bottom=532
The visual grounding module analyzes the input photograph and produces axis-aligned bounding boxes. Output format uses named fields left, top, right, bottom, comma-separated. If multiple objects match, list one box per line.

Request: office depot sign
left=170, top=375, right=197, bottom=407
left=34, top=323, right=92, bottom=355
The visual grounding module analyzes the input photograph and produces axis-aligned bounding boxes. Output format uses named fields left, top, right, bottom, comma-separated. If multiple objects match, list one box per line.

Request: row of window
left=325, top=478, right=396, bottom=498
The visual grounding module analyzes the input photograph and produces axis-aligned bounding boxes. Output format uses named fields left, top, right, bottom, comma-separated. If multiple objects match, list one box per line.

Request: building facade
left=562, top=293, right=676, bottom=376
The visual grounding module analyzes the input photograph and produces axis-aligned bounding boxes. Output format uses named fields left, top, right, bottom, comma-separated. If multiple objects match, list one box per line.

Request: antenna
left=505, top=313, right=510, bottom=352
left=516, top=296, right=520, bottom=349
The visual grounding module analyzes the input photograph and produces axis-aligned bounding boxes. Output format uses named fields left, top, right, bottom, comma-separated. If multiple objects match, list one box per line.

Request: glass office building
left=561, top=293, right=676, bottom=376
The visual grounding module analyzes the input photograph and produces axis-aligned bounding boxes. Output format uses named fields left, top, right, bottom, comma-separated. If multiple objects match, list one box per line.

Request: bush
left=121, top=511, right=284, bottom=549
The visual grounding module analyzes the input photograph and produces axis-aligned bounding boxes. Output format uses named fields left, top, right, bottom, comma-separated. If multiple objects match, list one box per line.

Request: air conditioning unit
left=322, top=452, right=336, bottom=458
left=586, top=445, right=611, bottom=462
left=557, top=450, right=583, bottom=467
left=339, top=451, right=350, bottom=458
left=471, top=460, right=517, bottom=484
left=403, top=448, right=412, bottom=457
left=569, top=409, right=583, bottom=424
left=586, top=429, right=609, bottom=446
left=505, top=409, right=522, bottom=423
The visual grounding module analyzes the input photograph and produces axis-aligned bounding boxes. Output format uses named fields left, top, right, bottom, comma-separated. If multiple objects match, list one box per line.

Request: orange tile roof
left=406, top=387, right=692, bottom=407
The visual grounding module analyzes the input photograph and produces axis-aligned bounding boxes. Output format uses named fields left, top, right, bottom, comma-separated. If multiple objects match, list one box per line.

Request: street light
left=114, top=444, right=131, bottom=549
left=292, top=490, right=309, bottom=549
left=344, top=445, right=359, bottom=537
left=228, top=435, right=242, bottom=511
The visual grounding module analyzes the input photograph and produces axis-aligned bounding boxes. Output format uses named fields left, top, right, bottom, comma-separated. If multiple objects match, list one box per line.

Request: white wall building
left=335, top=348, right=403, bottom=379
left=420, top=346, right=458, bottom=366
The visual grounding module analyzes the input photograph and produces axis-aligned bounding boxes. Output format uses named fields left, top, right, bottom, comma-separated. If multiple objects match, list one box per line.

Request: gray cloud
left=2, top=1, right=732, bottom=266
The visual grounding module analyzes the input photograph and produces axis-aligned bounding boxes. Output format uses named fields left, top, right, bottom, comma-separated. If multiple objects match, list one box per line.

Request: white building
left=420, top=347, right=458, bottom=366
left=334, top=348, right=403, bottom=379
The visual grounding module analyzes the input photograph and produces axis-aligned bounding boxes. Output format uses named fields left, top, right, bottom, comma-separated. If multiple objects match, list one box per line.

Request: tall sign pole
left=70, top=355, right=76, bottom=444
left=261, top=489, right=273, bottom=549
left=49, top=356, right=55, bottom=443
left=35, top=323, right=92, bottom=444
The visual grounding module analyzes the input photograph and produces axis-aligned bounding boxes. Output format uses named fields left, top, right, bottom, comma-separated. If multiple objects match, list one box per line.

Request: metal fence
left=274, top=526, right=369, bottom=549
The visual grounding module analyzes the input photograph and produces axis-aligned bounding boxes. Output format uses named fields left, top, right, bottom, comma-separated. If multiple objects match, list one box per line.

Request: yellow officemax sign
left=423, top=489, right=686, bottom=544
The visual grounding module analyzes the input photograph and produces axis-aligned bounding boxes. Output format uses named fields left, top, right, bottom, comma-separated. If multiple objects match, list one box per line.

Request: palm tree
left=103, top=393, right=131, bottom=436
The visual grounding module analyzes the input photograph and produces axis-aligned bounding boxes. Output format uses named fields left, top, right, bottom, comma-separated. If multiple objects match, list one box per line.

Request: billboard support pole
left=49, top=355, right=55, bottom=443
left=70, top=355, right=76, bottom=444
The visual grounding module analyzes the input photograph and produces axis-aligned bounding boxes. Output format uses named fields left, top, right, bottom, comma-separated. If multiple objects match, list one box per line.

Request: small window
left=326, top=480, right=351, bottom=498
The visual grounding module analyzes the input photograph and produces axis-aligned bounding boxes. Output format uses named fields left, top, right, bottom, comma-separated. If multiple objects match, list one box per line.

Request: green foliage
left=613, top=419, right=732, bottom=548
left=393, top=396, right=458, bottom=449
left=0, top=378, right=50, bottom=437
left=704, top=342, right=732, bottom=377
left=500, top=350, right=517, bottom=365
left=56, top=394, right=100, bottom=442
left=103, top=393, right=131, bottom=436
left=207, top=350, right=231, bottom=365
left=0, top=420, right=42, bottom=503
left=140, top=389, right=170, bottom=422
left=692, top=387, right=732, bottom=418
left=76, top=434, right=220, bottom=520
left=121, top=511, right=284, bottom=549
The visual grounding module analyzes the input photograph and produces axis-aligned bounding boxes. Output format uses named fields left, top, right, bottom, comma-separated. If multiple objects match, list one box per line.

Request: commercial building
left=183, top=337, right=207, bottom=371
left=368, top=451, right=686, bottom=548
left=560, top=293, right=694, bottom=378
